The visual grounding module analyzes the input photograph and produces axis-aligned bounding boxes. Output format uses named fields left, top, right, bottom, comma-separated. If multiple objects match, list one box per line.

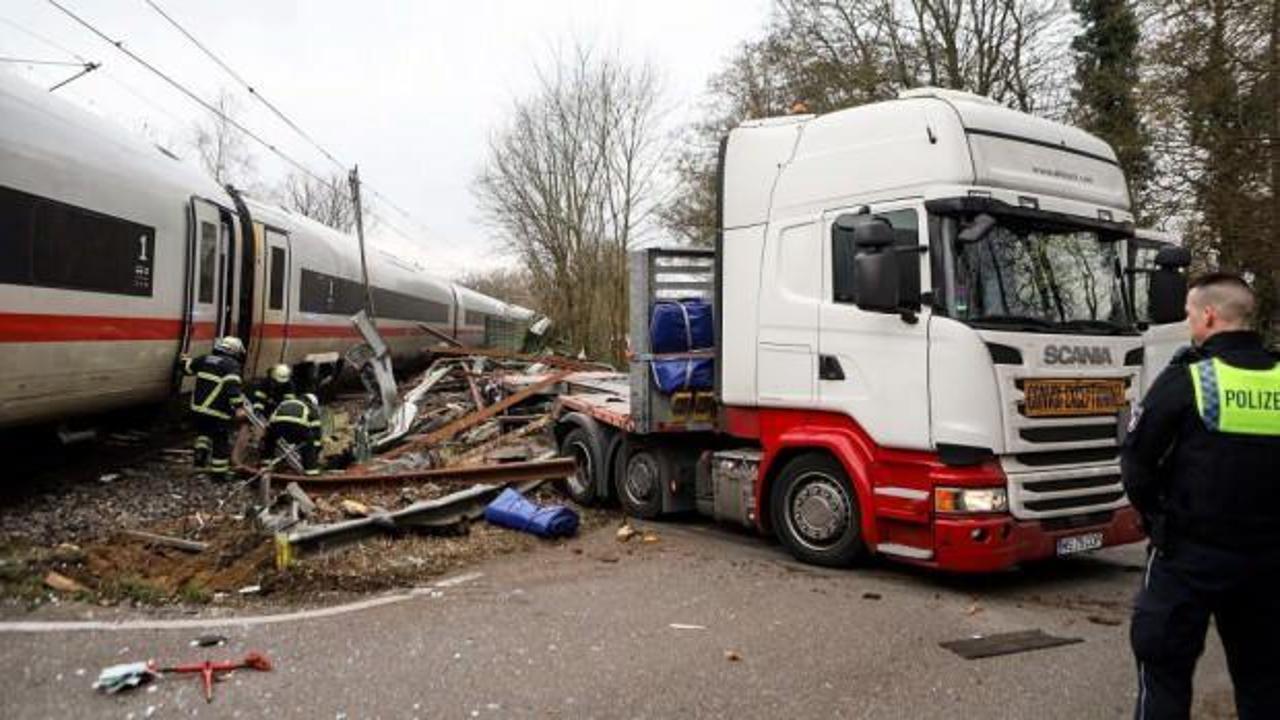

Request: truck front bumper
left=930, top=505, right=1145, bottom=573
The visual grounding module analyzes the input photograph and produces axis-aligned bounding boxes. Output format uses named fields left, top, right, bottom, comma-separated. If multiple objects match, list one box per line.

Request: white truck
left=553, top=88, right=1190, bottom=571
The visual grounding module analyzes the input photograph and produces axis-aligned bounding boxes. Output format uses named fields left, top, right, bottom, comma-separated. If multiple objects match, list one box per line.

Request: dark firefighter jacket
left=182, top=354, right=245, bottom=421
left=268, top=395, right=323, bottom=446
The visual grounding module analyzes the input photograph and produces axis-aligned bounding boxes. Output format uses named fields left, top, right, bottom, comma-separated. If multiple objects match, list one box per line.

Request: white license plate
left=1056, top=532, right=1104, bottom=556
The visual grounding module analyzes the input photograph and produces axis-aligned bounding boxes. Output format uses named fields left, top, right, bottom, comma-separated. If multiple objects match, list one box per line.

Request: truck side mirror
left=1154, top=246, right=1191, bottom=269
left=854, top=251, right=900, bottom=312
left=833, top=213, right=910, bottom=314
left=1149, top=247, right=1191, bottom=324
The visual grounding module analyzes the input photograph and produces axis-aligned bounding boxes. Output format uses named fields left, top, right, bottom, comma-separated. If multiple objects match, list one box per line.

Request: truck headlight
left=935, top=487, right=1008, bottom=514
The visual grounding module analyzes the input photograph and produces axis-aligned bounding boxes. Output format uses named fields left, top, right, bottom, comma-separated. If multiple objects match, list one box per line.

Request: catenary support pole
left=348, top=165, right=375, bottom=321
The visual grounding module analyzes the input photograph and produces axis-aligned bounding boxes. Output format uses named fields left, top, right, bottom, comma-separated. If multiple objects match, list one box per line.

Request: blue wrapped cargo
left=651, top=357, right=714, bottom=394
left=650, top=299, right=714, bottom=353
left=483, top=488, right=579, bottom=538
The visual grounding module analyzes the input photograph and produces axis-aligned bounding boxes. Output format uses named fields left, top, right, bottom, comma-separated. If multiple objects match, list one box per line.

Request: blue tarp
left=651, top=357, right=714, bottom=393
left=651, top=299, right=714, bottom=353
left=484, top=488, right=579, bottom=538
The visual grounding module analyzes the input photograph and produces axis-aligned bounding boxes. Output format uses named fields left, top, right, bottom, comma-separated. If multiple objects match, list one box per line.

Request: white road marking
left=0, top=572, right=484, bottom=633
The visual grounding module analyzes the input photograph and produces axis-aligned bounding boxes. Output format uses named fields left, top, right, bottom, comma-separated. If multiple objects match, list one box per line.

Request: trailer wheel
left=558, top=427, right=602, bottom=505
left=620, top=448, right=664, bottom=519
left=770, top=453, right=866, bottom=567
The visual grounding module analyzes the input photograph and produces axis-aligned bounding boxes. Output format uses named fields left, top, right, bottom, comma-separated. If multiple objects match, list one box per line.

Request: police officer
left=1122, top=272, right=1280, bottom=719
left=179, top=336, right=246, bottom=481
left=263, top=379, right=323, bottom=476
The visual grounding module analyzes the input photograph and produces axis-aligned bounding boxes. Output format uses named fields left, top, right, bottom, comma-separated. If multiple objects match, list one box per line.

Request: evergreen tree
left=1071, top=0, right=1153, bottom=219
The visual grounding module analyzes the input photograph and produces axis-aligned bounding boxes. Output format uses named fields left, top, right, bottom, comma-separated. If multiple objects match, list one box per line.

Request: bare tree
left=191, top=89, right=256, bottom=188
left=275, top=170, right=366, bottom=233
left=663, top=0, right=1073, bottom=246
left=1138, top=0, right=1278, bottom=333
left=456, top=266, right=537, bottom=309
left=473, top=46, right=665, bottom=363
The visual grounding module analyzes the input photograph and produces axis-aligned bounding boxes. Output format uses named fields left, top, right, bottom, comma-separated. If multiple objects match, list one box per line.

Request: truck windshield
left=949, top=217, right=1135, bottom=335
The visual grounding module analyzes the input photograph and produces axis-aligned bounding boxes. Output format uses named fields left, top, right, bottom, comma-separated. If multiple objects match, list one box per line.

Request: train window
left=0, top=186, right=36, bottom=286
left=197, top=221, right=217, bottom=303
left=298, top=267, right=449, bottom=323
left=466, top=310, right=486, bottom=326
left=1, top=184, right=155, bottom=296
left=268, top=246, right=286, bottom=310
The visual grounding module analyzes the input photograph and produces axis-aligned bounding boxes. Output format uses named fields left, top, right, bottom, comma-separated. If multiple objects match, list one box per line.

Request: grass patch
left=178, top=580, right=211, bottom=604
left=108, top=575, right=166, bottom=606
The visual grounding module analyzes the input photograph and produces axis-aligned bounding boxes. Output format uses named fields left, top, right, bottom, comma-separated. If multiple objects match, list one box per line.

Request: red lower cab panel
left=723, top=406, right=1146, bottom=573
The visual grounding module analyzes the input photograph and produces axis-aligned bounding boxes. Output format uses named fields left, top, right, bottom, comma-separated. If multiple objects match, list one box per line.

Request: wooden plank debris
left=120, top=530, right=209, bottom=553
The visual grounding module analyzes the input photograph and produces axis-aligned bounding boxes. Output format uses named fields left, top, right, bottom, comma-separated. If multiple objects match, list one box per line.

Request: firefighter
left=250, top=363, right=294, bottom=418
left=263, top=381, right=323, bottom=476
left=1121, top=272, right=1280, bottom=719
left=178, top=336, right=246, bottom=481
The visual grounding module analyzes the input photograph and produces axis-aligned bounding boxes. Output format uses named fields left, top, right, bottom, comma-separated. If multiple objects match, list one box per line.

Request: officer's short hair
left=1188, top=271, right=1255, bottom=326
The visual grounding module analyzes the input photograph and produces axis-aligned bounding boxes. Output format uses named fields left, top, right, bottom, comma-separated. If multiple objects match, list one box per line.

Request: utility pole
left=348, top=165, right=375, bottom=321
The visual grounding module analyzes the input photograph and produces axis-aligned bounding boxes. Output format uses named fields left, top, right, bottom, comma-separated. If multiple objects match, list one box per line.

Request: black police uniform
left=180, top=352, right=245, bottom=480
left=1121, top=330, right=1280, bottom=719
left=263, top=393, right=323, bottom=475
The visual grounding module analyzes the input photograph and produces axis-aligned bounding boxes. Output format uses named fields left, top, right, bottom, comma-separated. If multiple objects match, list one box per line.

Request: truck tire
left=770, top=453, right=866, bottom=567
left=558, top=427, right=602, bottom=505
left=620, top=448, right=665, bottom=519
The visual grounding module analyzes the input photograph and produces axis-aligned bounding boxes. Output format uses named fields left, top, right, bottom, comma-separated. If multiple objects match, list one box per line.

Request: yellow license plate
left=1022, top=379, right=1127, bottom=418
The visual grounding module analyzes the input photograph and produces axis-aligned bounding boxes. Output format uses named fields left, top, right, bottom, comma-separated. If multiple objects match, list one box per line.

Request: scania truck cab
left=553, top=87, right=1191, bottom=571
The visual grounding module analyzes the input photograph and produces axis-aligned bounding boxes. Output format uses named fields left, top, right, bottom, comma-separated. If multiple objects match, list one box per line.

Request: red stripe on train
left=0, top=313, right=427, bottom=343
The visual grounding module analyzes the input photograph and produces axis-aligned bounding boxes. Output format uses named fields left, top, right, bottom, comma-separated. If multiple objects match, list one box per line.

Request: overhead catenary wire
left=0, top=56, right=86, bottom=66
left=1, top=15, right=184, bottom=126
left=1, top=15, right=88, bottom=62
left=46, top=0, right=344, bottom=195
left=142, top=0, right=345, bottom=172
left=140, top=0, right=459, bottom=267
left=44, top=0, right=462, bottom=272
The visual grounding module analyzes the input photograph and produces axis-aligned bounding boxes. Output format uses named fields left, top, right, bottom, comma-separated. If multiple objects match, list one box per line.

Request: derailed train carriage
left=0, top=73, right=536, bottom=428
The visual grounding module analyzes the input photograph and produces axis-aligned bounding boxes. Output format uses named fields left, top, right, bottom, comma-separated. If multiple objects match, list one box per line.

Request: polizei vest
left=1189, top=358, right=1280, bottom=436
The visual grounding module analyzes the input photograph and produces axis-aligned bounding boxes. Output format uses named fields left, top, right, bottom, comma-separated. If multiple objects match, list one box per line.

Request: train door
left=259, top=228, right=292, bottom=370
left=183, top=199, right=231, bottom=361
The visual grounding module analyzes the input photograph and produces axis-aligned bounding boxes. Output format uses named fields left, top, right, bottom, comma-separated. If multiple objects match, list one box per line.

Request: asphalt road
left=0, top=520, right=1236, bottom=719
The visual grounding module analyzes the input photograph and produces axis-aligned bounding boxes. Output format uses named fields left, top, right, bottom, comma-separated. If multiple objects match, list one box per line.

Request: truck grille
left=1006, top=466, right=1128, bottom=519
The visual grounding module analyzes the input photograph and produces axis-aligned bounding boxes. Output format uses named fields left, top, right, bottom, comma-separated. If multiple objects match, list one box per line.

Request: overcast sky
left=1, top=0, right=771, bottom=276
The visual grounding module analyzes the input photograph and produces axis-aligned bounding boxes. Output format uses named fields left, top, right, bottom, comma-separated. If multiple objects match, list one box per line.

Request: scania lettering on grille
left=1043, top=345, right=1113, bottom=365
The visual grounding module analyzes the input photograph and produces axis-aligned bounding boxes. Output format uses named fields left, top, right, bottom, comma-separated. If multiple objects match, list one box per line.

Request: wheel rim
left=565, top=440, right=593, bottom=497
left=624, top=454, right=658, bottom=506
left=785, top=471, right=852, bottom=551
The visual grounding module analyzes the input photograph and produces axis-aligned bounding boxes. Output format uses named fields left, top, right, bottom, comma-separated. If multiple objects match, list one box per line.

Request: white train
left=0, top=73, right=535, bottom=428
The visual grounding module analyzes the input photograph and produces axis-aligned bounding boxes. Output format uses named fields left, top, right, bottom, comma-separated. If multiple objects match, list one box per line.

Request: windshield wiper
left=967, top=314, right=1060, bottom=332
left=1057, top=319, right=1135, bottom=336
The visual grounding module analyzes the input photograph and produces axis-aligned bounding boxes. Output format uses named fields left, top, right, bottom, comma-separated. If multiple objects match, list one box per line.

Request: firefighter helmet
left=213, top=336, right=245, bottom=359
left=269, top=363, right=292, bottom=384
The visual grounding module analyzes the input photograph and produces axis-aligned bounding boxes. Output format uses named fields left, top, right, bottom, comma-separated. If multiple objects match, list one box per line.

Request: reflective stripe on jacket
left=1189, top=358, right=1280, bottom=436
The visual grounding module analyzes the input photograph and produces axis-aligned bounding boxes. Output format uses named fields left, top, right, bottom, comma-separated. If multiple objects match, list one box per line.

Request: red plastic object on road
left=161, top=652, right=273, bottom=702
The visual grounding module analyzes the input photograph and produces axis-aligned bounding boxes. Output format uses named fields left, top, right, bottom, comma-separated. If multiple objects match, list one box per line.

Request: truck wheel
left=770, top=453, right=866, bottom=567
left=558, top=427, right=601, bottom=505
left=620, top=448, right=664, bottom=519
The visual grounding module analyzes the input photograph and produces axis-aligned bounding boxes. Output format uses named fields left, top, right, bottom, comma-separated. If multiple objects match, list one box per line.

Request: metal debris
left=92, top=661, right=159, bottom=694
left=940, top=629, right=1083, bottom=660
left=274, top=478, right=556, bottom=568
